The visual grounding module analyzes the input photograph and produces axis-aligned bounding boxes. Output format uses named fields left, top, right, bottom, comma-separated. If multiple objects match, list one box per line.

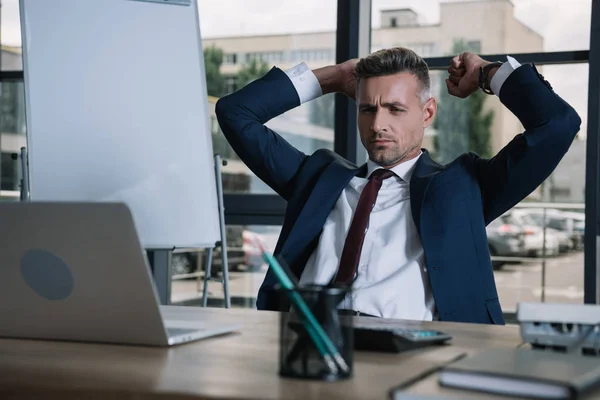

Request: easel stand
left=201, top=155, right=231, bottom=308
left=148, top=154, right=230, bottom=307
left=18, top=147, right=29, bottom=201
left=19, top=149, right=231, bottom=308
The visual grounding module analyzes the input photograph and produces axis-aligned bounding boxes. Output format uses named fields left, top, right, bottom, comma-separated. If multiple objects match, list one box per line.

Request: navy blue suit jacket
left=216, top=63, right=581, bottom=325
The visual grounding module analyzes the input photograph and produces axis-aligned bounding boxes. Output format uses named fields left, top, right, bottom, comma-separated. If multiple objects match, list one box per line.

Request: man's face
left=357, top=72, right=436, bottom=167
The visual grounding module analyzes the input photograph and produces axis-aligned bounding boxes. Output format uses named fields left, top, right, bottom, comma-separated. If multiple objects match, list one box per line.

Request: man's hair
left=355, top=47, right=431, bottom=104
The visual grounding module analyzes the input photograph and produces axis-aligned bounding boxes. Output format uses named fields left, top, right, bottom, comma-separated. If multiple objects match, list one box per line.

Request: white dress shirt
left=284, top=56, right=521, bottom=320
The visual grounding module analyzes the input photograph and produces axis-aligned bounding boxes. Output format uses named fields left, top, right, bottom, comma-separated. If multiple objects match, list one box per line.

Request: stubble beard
left=369, top=143, right=419, bottom=167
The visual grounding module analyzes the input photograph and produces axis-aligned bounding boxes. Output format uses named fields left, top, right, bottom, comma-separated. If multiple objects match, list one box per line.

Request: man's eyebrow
left=358, top=103, right=376, bottom=109
left=358, top=102, right=408, bottom=109
left=381, top=101, right=408, bottom=108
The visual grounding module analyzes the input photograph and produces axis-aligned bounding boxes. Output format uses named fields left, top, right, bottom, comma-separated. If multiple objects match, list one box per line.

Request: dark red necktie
left=333, top=168, right=396, bottom=285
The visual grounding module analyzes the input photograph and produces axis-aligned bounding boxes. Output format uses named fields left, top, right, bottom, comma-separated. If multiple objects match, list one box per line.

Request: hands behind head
left=337, top=58, right=359, bottom=100
left=337, top=52, right=494, bottom=101
left=446, top=52, right=494, bottom=98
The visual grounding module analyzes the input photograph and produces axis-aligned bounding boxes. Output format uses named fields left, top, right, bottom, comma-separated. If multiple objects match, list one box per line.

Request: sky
left=0, top=0, right=592, bottom=135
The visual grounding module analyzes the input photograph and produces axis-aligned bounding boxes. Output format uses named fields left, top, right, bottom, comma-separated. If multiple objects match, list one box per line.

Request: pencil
left=262, top=251, right=350, bottom=374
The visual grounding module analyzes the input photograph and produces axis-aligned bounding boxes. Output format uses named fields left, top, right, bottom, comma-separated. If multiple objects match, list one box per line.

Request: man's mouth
left=372, top=138, right=394, bottom=144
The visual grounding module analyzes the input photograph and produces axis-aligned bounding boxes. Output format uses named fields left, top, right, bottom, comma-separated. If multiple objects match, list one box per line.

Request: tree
left=433, top=39, right=494, bottom=164
left=204, top=45, right=226, bottom=98
left=309, top=93, right=335, bottom=129
left=237, top=58, right=269, bottom=89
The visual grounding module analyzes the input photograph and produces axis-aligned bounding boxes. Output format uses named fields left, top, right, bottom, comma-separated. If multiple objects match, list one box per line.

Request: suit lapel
left=281, top=159, right=363, bottom=278
left=410, top=150, right=444, bottom=236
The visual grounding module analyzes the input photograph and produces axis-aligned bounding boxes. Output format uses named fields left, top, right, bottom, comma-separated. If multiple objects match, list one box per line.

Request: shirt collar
left=366, top=151, right=423, bottom=182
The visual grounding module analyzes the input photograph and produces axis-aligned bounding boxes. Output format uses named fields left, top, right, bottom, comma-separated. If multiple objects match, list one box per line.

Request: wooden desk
left=0, top=307, right=522, bottom=400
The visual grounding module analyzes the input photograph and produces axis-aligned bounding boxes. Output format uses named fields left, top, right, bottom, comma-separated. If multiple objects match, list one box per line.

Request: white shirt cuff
left=284, top=62, right=322, bottom=104
left=490, top=55, right=522, bottom=96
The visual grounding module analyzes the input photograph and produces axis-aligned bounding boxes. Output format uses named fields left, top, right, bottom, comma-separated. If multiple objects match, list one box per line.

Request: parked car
left=561, top=211, right=586, bottom=250
left=521, top=208, right=583, bottom=251
left=486, top=216, right=527, bottom=270
left=507, top=209, right=563, bottom=255
left=171, top=226, right=267, bottom=277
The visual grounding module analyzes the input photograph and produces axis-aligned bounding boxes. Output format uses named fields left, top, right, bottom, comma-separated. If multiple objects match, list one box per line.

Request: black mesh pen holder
left=276, top=284, right=354, bottom=381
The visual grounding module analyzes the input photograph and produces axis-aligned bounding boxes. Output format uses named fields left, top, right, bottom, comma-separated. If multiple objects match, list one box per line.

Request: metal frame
left=584, top=0, right=600, bottom=304
left=334, top=0, right=370, bottom=164
left=224, top=194, right=286, bottom=226
left=0, top=71, right=23, bottom=81
left=425, top=50, right=589, bottom=70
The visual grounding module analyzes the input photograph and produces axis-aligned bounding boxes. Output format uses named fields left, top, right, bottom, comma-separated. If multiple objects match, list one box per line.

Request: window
left=1, top=0, right=22, bottom=71
left=223, top=53, right=237, bottom=65
left=199, top=0, right=337, bottom=195
left=433, top=62, right=587, bottom=312
left=0, top=1, right=26, bottom=201
left=0, top=81, right=26, bottom=200
left=466, top=40, right=482, bottom=53
left=224, top=75, right=237, bottom=94
left=170, top=224, right=281, bottom=306
left=370, top=0, right=592, bottom=314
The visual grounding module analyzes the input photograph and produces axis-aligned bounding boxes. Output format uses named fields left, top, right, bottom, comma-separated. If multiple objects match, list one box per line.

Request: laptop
left=0, top=202, right=239, bottom=346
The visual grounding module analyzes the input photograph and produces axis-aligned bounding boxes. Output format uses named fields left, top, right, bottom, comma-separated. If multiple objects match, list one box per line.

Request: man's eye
left=390, top=108, right=404, bottom=113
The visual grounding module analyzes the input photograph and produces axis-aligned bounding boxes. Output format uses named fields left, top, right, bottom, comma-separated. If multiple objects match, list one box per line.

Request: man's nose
left=370, top=110, right=387, bottom=133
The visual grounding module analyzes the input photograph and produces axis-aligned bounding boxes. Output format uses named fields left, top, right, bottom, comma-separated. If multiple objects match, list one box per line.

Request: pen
left=261, top=250, right=350, bottom=374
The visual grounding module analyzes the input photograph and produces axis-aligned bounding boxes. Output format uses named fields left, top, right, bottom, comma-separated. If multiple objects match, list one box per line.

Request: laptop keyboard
left=167, top=327, right=201, bottom=337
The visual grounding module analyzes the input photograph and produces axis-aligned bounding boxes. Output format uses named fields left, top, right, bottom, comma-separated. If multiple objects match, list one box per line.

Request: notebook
left=438, top=348, right=600, bottom=399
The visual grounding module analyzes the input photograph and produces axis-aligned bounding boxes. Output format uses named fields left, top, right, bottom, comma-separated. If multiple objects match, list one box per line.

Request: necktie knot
left=369, top=168, right=395, bottom=181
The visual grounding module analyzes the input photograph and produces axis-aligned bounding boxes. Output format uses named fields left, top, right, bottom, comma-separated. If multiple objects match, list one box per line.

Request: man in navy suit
left=216, top=48, right=581, bottom=324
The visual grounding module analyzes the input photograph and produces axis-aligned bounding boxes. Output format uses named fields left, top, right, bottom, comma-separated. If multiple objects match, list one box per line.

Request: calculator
left=353, top=326, right=452, bottom=353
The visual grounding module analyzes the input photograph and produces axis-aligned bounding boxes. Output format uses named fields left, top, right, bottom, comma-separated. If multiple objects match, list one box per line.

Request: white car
left=504, top=210, right=560, bottom=257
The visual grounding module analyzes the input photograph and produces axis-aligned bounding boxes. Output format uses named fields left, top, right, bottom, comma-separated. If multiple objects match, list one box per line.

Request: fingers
left=445, top=79, right=466, bottom=99
left=447, top=65, right=466, bottom=78
left=447, top=62, right=466, bottom=73
left=451, top=55, right=463, bottom=69
left=447, top=74, right=461, bottom=85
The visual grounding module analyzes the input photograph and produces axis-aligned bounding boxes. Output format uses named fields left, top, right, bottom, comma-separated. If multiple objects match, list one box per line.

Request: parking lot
left=172, top=249, right=585, bottom=315
left=495, top=250, right=584, bottom=312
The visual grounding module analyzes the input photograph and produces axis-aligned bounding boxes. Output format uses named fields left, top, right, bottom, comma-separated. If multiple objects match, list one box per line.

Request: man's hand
left=446, top=52, right=499, bottom=98
left=337, top=58, right=359, bottom=100
left=313, top=58, right=359, bottom=100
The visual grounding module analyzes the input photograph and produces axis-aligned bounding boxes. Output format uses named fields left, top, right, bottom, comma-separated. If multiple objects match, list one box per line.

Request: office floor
left=171, top=251, right=584, bottom=313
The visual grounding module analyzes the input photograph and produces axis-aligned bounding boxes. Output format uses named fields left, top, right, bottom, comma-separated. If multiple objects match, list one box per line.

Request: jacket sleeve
left=215, top=67, right=308, bottom=200
left=471, top=64, right=582, bottom=224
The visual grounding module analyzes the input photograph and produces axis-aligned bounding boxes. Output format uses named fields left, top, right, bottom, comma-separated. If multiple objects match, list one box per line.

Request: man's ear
left=423, top=97, right=437, bottom=129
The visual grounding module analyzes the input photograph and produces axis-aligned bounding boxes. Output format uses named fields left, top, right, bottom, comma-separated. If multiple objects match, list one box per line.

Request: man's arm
left=215, top=61, right=356, bottom=200
left=446, top=52, right=582, bottom=224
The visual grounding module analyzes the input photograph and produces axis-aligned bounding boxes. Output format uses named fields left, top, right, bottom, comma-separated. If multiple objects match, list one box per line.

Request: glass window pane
left=0, top=80, right=25, bottom=201
left=430, top=63, right=587, bottom=313
left=371, top=0, right=591, bottom=55
left=170, top=225, right=281, bottom=307
left=199, top=1, right=337, bottom=194
left=1, top=0, right=23, bottom=71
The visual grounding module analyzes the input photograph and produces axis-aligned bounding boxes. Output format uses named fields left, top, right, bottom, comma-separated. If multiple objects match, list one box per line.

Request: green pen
left=262, top=251, right=350, bottom=374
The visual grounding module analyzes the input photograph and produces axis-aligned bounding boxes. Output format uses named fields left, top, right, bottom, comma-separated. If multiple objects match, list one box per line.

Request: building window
left=223, top=53, right=237, bottom=65
left=466, top=40, right=482, bottom=53
left=224, top=76, right=237, bottom=94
